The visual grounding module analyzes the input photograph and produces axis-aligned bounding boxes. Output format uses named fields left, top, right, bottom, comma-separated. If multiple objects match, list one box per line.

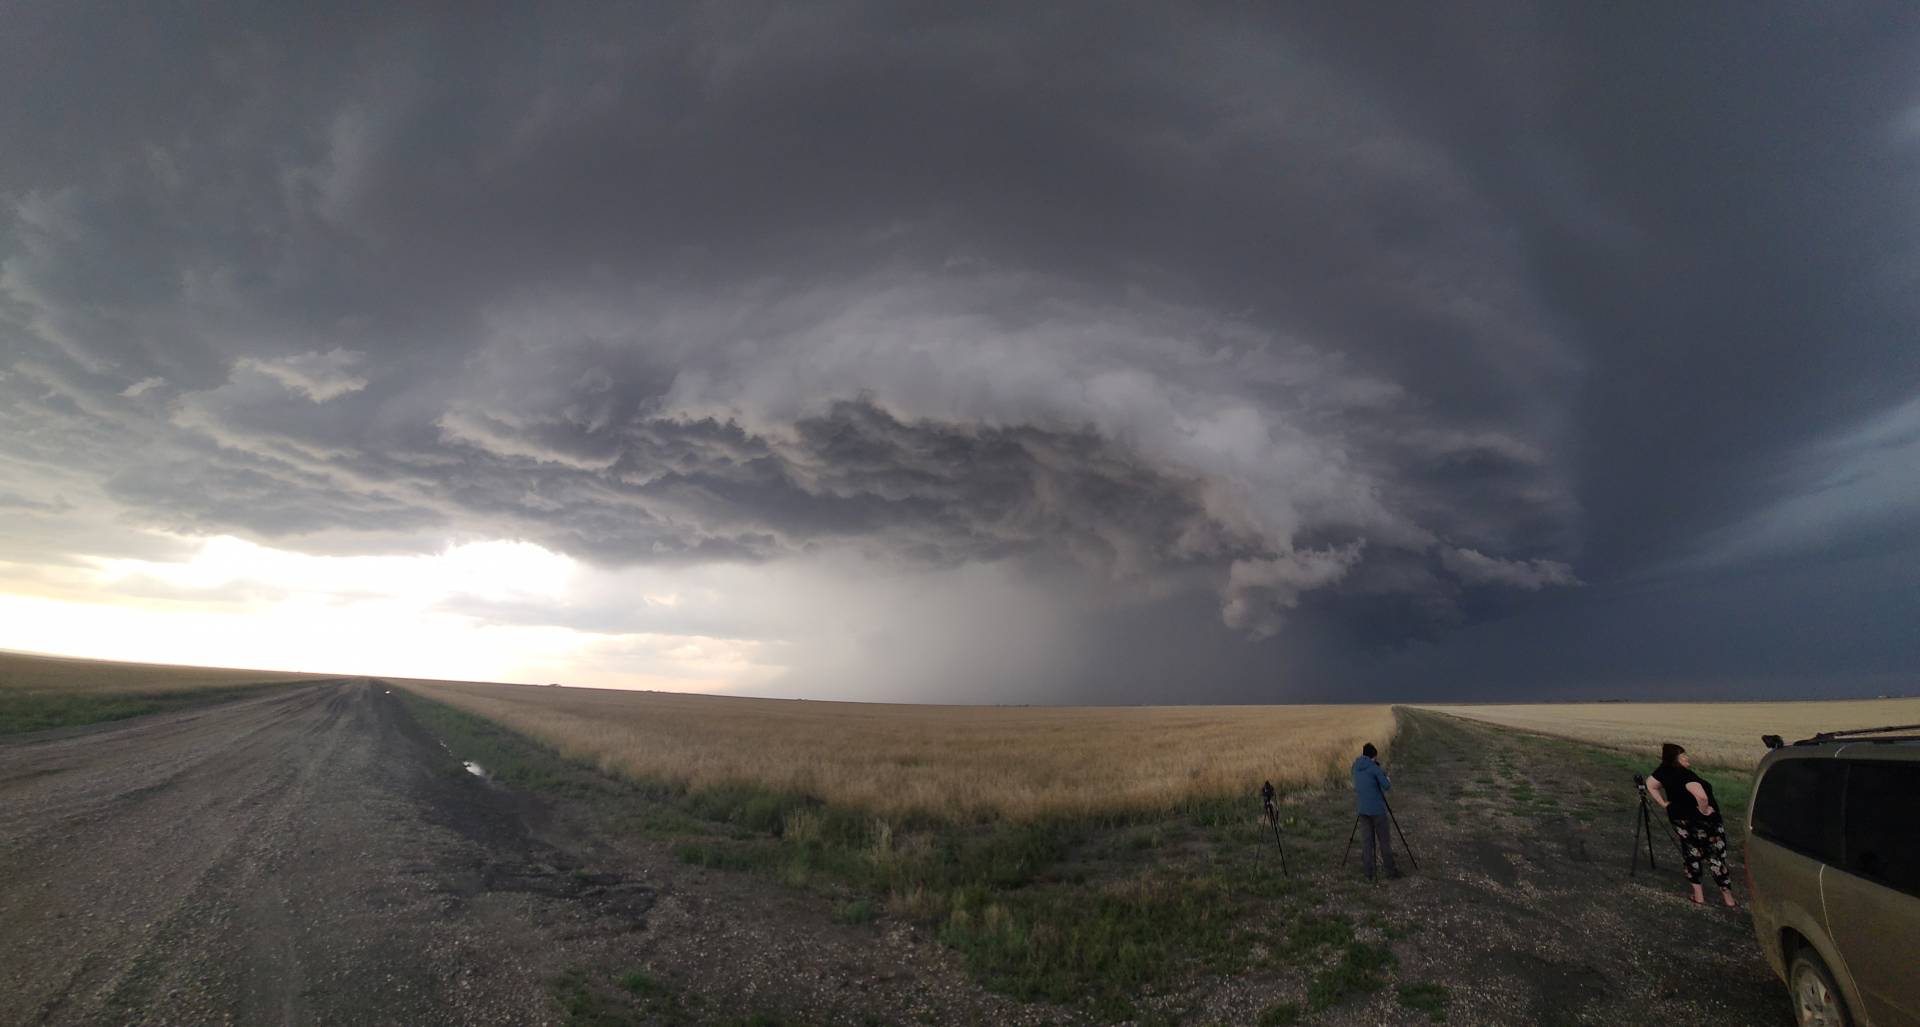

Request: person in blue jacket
left=1352, top=742, right=1401, bottom=881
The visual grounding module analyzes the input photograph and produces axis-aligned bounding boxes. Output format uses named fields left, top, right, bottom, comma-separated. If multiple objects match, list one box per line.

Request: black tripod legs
left=1629, top=795, right=1685, bottom=875
left=1660, top=817, right=1688, bottom=864
left=1385, top=801, right=1419, bottom=871
left=1628, top=799, right=1657, bottom=874
left=1340, top=807, right=1418, bottom=873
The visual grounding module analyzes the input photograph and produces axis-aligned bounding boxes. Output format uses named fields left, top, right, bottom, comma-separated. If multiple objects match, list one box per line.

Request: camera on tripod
left=1256, top=779, right=1288, bottom=876
left=1632, top=772, right=1647, bottom=793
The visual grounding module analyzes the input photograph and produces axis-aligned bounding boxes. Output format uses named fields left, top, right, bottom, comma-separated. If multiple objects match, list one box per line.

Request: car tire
left=1788, top=948, right=1852, bottom=1027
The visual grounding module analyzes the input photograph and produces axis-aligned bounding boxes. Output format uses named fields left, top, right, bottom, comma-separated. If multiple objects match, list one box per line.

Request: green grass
left=832, top=897, right=877, bottom=924
left=0, top=682, right=307, bottom=735
left=554, top=965, right=825, bottom=1027
left=935, top=866, right=1279, bottom=1020
left=675, top=839, right=779, bottom=872
left=618, top=970, right=666, bottom=997
left=1363, top=911, right=1417, bottom=941
left=1397, top=982, right=1451, bottom=1022
left=1574, top=745, right=1754, bottom=823
left=396, top=688, right=1353, bottom=1022
left=1280, top=912, right=1354, bottom=957
left=1257, top=1001, right=1302, bottom=1025
left=553, top=968, right=660, bottom=1027
left=1306, top=940, right=1395, bottom=1011
left=396, top=690, right=724, bottom=836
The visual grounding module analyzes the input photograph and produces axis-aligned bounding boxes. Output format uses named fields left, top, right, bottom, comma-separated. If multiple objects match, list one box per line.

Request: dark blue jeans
left=1360, top=813, right=1397, bottom=877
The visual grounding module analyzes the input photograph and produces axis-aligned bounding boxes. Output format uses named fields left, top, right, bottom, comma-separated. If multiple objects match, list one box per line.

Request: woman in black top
left=1646, top=743, right=1736, bottom=907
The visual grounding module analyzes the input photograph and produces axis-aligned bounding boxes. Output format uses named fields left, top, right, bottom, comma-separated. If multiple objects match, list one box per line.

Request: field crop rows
left=394, top=679, right=1395, bottom=821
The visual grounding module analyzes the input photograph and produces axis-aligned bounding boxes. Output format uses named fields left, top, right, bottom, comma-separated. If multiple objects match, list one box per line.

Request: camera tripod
left=1628, top=776, right=1687, bottom=875
left=1261, top=793, right=1290, bottom=877
left=1340, top=798, right=1419, bottom=871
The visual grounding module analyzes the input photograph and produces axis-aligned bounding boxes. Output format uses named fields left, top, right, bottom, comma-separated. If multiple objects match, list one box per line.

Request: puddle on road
left=433, top=737, right=493, bottom=783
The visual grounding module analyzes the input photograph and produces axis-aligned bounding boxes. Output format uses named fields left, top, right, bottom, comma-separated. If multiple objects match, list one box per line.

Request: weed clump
left=1306, top=940, right=1395, bottom=1011
left=832, top=898, right=876, bottom=924
left=1257, top=1001, right=1302, bottom=1025
left=1397, top=981, right=1452, bottom=1022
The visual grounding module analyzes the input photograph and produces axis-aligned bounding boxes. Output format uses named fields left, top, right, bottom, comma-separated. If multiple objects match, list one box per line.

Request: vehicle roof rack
left=1793, top=723, right=1920, bottom=746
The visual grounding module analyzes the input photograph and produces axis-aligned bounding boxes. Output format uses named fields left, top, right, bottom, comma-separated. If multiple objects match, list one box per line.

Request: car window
left=1751, top=758, right=1846, bottom=864
left=1841, top=760, right=1920, bottom=896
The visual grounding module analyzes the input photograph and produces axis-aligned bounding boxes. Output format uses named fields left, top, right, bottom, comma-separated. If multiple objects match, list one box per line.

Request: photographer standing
left=1352, top=743, right=1400, bottom=881
left=1646, top=743, right=1736, bottom=907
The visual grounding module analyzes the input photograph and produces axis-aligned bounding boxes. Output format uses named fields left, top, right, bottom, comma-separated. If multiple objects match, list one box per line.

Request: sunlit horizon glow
left=0, top=533, right=782, bottom=693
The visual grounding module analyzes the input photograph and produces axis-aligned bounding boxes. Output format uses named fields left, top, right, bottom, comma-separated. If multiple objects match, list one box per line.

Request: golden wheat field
left=397, top=679, right=1395, bottom=822
left=0, top=649, right=324, bottom=696
left=1420, top=698, right=1920, bottom=769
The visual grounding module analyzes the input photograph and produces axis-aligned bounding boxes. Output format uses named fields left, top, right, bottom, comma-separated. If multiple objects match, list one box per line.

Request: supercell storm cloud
left=2, top=4, right=1918, bottom=701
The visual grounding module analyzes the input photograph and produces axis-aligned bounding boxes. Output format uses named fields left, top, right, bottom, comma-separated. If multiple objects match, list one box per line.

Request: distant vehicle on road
left=1746, top=725, right=1920, bottom=1027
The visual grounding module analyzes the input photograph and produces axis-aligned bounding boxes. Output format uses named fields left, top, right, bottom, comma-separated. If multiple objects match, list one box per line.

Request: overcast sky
left=3, top=3, right=1917, bottom=702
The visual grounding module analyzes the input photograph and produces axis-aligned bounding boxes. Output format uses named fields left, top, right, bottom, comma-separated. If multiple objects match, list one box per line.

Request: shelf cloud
left=3, top=3, right=1917, bottom=699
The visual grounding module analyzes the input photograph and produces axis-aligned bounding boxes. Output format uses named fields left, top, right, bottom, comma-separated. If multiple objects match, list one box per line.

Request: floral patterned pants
left=1680, top=819, right=1731, bottom=888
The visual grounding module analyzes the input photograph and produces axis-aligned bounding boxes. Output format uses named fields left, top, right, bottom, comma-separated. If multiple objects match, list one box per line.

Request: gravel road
left=0, top=683, right=1797, bottom=1027
left=0, top=680, right=592, bottom=1027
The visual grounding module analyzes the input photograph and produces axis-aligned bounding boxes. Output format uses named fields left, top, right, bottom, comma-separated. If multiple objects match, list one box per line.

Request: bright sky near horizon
left=0, top=535, right=777, bottom=692
left=3, top=5, right=1917, bottom=702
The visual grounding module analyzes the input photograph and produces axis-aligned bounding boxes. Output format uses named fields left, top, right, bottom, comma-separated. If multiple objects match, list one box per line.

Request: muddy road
left=0, top=680, right=627, bottom=1027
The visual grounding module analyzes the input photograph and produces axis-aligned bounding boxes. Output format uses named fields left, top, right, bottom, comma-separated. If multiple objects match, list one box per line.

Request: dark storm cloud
left=1279, top=5, right=1920, bottom=568
left=4, top=2, right=1917, bottom=697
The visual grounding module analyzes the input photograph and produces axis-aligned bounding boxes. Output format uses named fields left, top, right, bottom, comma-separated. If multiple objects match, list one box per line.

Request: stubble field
left=0, top=649, right=323, bottom=693
left=0, top=649, right=327, bottom=733
left=395, top=678, right=1396, bottom=821
left=1417, top=697, right=1920, bottom=768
